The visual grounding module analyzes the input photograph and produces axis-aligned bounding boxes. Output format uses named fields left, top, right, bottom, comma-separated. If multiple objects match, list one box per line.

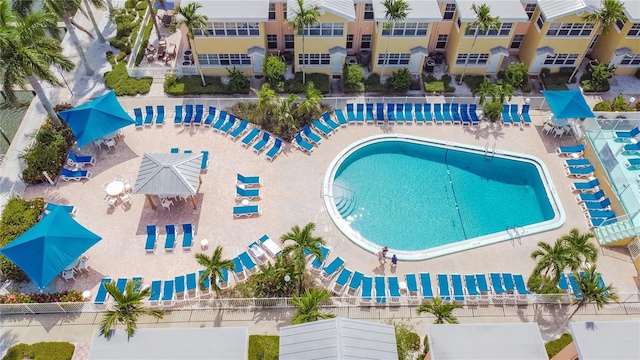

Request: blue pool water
left=331, top=140, right=556, bottom=251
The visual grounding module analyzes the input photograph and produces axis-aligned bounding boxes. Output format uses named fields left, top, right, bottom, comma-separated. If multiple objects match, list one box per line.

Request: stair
left=595, top=219, right=638, bottom=245
left=333, top=180, right=356, bottom=218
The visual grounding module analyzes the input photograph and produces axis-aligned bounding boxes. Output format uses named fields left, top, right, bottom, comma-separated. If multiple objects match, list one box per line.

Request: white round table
left=200, top=239, right=209, bottom=250
left=82, top=290, right=92, bottom=300
left=241, top=199, right=250, bottom=206
left=105, top=181, right=125, bottom=196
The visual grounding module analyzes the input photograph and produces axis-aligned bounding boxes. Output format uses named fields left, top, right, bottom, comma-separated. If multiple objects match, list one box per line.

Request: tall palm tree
left=530, top=239, right=572, bottom=289
left=281, top=222, right=325, bottom=294
left=99, top=280, right=164, bottom=339
left=196, top=245, right=235, bottom=297
left=569, top=0, right=627, bottom=82
left=291, top=288, right=335, bottom=324
left=83, top=0, right=107, bottom=44
left=380, top=0, right=410, bottom=80
left=416, top=297, right=463, bottom=324
left=286, top=0, right=321, bottom=84
left=146, top=0, right=165, bottom=41
left=174, top=2, right=209, bottom=86
left=297, top=82, right=322, bottom=117
left=560, top=228, right=599, bottom=271
left=459, top=3, right=501, bottom=84
left=0, top=2, right=75, bottom=126
left=474, top=78, right=497, bottom=106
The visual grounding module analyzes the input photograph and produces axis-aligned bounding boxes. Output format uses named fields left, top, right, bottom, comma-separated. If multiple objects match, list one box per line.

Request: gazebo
left=133, top=153, right=203, bottom=210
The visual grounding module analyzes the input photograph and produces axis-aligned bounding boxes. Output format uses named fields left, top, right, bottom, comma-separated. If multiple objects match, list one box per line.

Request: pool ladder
left=484, top=141, right=496, bottom=161
left=507, top=225, right=525, bottom=245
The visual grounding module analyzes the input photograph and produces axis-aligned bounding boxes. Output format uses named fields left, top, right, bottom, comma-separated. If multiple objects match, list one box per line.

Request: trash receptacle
left=425, top=59, right=435, bottom=73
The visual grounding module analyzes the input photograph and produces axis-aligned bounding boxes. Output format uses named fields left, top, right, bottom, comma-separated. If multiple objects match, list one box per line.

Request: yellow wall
left=591, top=22, right=640, bottom=75
left=291, top=12, right=347, bottom=73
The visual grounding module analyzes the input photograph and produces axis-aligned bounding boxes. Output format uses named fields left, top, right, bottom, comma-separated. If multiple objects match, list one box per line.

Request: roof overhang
left=537, top=0, right=598, bottom=21
left=455, top=0, right=529, bottom=22
left=287, top=0, right=356, bottom=22
left=411, top=45, right=429, bottom=56
left=180, top=0, right=270, bottom=21
left=373, top=0, right=442, bottom=22
left=569, top=321, right=640, bottom=360
left=536, top=46, right=555, bottom=56
left=329, top=46, right=347, bottom=56
left=490, top=45, right=509, bottom=56
left=622, top=0, right=640, bottom=21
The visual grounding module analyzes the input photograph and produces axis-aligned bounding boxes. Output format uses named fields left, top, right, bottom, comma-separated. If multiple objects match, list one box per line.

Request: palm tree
left=0, top=3, right=75, bottom=126
left=251, top=256, right=297, bottom=298
left=416, top=297, right=463, bottom=324
left=195, top=245, right=235, bottom=297
left=286, top=0, right=321, bottom=84
left=281, top=222, right=325, bottom=294
left=561, top=228, right=599, bottom=271
left=291, top=288, right=335, bottom=324
left=296, top=82, right=322, bottom=117
left=569, top=0, right=627, bottom=82
left=146, top=0, right=165, bottom=41
left=99, top=280, right=164, bottom=339
left=174, top=2, right=209, bottom=86
left=83, top=0, right=107, bottom=44
left=474, top=78, right=497, bottom=106
left=380, top=0, right=410, bottom=80
left=530, top=239, right=572, bottom=289
left=459, top=3, right=501, bottom=84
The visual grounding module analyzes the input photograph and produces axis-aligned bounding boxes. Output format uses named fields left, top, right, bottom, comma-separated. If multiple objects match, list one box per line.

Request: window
left=298, top=54, right=331, bottom=66
left=465, top=23, right=512, bottom=37
left=525, top=4, right=536, bottom=20
left=536, top=13, right=545, bottom=31
left=455, top=53, right=489, bottom=66
left=197, top=53, right=252, bottom=66
left=361, top=34, right=371, bottom=49
left=588, top=34, right=599, bottom=50
left=443, top=3, right=456, bottom=20
left=381, top=22, right=429, bottom=36
left=267, top=34, right=277, bottom=49
left=377, top=53, right=411, bottom=66
left=203, top=22, right=260, bottom=37
left=436, top=34, right=448, bottom=49
left=456, top=17, right=461, bottom=30
left=510, top=34, right=524, bottom=49
left=346, top=34, right=354, bottom=49
left=364, top=3, right=374, bottom=20
left=285, top=34, right=294, bottom=49
left=268, top=4, right=276, bottom=21
left=303, top=23, right=344, bottom=36
left=546, top=23, right=594, bottom=37
left=614, top=19, right=625, bottom=32
left=628, top=24, right=640, bottom=37
left=620, top=54, right=640, bottom=66
left=543, top=53, right=579, bottom=66
left=283, top=5, right=287, bottom=20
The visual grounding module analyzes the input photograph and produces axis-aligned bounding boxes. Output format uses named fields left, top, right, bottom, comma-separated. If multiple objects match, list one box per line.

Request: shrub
left=593, top=101, right=612, bottom=111
left=460, top=74, right=486, bottom=93
left=483, top=101, right=502, bottom=122
left=3, top=342, right=75, bottom=360
left=248, top=335, right=279, bottom=360
left=521, top=81, right=532, bottom=93
left=364, top=73, right=387, bottom=93
left=286, top=72, right=330, bottom=94
left=387, top=68, right=412, bottom=92
left=226, top=67, right=250, bottom=94
left=20, top=119, right=74, bottom=184
left=124, top=0, right=137, bottom=9
left=503, top=62, right=529, bottom=88
left=0, top=290, right=85, bottom=304
left=104, top=63, right=152, bottom=96
left=581, top=61, right=614, bottom=92
left=263, top=55, right=286, bottom=86
left=165, top=76, right=230, bottom=95
left=526, top=271, right=563, bottom=294
left=541, top=71, right=570, bottom=91
left=546, top=334, right=573, bottom=358
left=390, top=320, right=421, bottom=360
left=424, top=74, right=454, bottom=93
left=343, top=64, right=364, bottom=93
left=134, top=15, right=154, bottom=66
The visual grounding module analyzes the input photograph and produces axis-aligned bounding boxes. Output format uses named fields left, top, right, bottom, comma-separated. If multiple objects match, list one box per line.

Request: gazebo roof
left=133, top=153, right=202, bottom=196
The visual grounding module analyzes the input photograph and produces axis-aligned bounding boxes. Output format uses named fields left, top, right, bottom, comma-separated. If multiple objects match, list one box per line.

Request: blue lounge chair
left=266, top=139, right=283, bottom=162
left=568, top=274, right=583, bottom=299
left=502, top=104, right=511, bottom=125
left=131, top=277, right=143, bottom=292
left=424, top=103, right=434, bottom=123
left=588, top=216, right=617, bottom=229
left=502, top=273, right=516, bottom=293
left=197, top=269, right=212, bottom=294
left=203, top=106, right=216, bottom=128
left=145, top=225, right=157, bottom=253
left=94, top=278, right=112, bottom=305
left=355, top=103, right=364, bottom=123
left=237, top=173, right=261, bottom=187
left=174, top=275, right=185, bottom=299
left=386, top=103, right=396, bottom=123
left=460, top=104, right=470, bottom=126
left=170, top=147, right=179, bottom=153
left=144, top=105, right=154, bottom=127
left=451, top=103, right=461, bottom=124
left=312, top=119, right=333, bottom=137
left=625, top=158, right=640, bottom=170
left=513, top=274, right=531, bottom=295
left=236, top=185, right=260, bottom=200
left=420, top=272, right=433, bottom=299
left=565, top=158, right=591, bottom=167
left=193, top=104, right=204, bottom=126
left=233, top=205, right=260, bottom=218
left=182, top=223, right=193, bottom=250
left=376, top=103, right=385, bottom=125
left=375, top=276, right=387, bottom=304
left=586, top=209, right=616, bottom=219
left=558, top=273, right=570, bottom=291
left=334, top=109, right=348, bottom=127
left=404, top=103, right=413, bottom=123
left=220, top=115, right=237, bottom=134
left=183, top=149, right=192, bottom=154
left=241, top=127, right=261, bottom=147
left=565, top=165, right=595, bottom=178
left=581, top=198, right=612, bottom=211
left=200, top=150, right=209, bottom=170
left=331, top=268, right=353, bottom=295
left=510, top=104, right=521, bottom=126
left=521, top=104, right=531, bottom=125
left=469, top=104, right=480, bottom=125
left=490, top=273, right=507, bottom=296
left=185, top=272, right=197, bottom=297
left=347, top=271, right=364, bottom=296
left=395, top=104, right=405, bottom=122
left=61, top=168, right=92, bottom=181
left=67, top=152, right=96, bottom=167
left=365, top=103, right=375, bottom=123
left=164, top=224, right=176, bottom=252
left=433, top=103, right=444, bottom=124
left=406, top=273, right=419, bottom=297
left=414, top=104, right=425, bottom=124
left=320, top=256, right=345, bottom=281
left=183, top=104, right=194, bottom=126
left=231, top=257, right=247, bottom=282
left=239, top=251, right=258, bottom=274
left=148, top=280, right=162, bottom=304
left=570, top=178, right=600, bottom=193
left=302, top=125, right=322, bottom=146
left=310, top=246, right=330, bottom=271
left=218, top=267, right=230, bottom=289
left=437, top=274, right=451, bottom=301
left=361, top=276, right=373, bottom=304
left=614, top=126, right=640, bottom=141
left=212, top=111, right=227, bottom=132
left=322, top=112, right=340, bottom=131
left=229, top=119, right=248, bottom=140
left=156, top=105, right=165, bottom=126
left=253, top=132, right=271, bottom=154
left=464, top=274, right=480, bottom=298
left=442, top=103, right=452, bottom=123
left=450, top=274, right=465, bottom=301
left=173, top=105, right=183, bottom=126
left=134, top=108, right=143, bottom=128
left=259, top=234, right=281, bottom=257
left=346, top=103, right=356, bottom=124
left=161, top=280, right=175, bottom=303
left=556, top=144, right=585, bottom=156
left=576, top=189, right=605, bottom=203
left=475, top=274, right=491, bottom=295
left=388, top=276, right=401, bottom=304
left=294, top=133, right=315, bottom=154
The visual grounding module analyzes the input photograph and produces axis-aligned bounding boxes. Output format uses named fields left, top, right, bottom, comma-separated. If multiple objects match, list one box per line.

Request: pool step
left=595, top=220, right=638, bottom=244
left=333, top=180, right=356, bottom=218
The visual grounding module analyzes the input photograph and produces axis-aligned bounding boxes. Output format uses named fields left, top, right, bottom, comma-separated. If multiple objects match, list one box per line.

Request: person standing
left=391, top=254, right=397, bottom=268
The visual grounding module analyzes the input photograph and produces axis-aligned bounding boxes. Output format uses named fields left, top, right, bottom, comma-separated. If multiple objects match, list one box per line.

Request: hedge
left=286, top=72, right=330, bottom=94
left=0, top=290, right=85, bottom=304
left=248, top=335, right=279, bottom=360
left=20, top=120, right=74, bottom=184
left=104, top=63, right=152, bottom=96
left=2, top=342, right=75, bottom=360
left=164, top=75, right=239, bottom=95
left=546, top=334, right=573, bottom=358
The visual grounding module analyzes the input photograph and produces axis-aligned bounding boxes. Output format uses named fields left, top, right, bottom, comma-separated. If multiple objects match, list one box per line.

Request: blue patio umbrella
left=0, top=207, right=102, bottom=289
left=58, top=91, right=135, bottom=148
left=154, top=1, right=175, bottom=10
left=542, top=90, right=596, bottom=121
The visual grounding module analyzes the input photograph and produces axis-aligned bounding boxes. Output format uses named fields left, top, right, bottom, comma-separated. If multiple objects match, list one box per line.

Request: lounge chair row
left=345, top=103, right=482, bottom=126
left=293, top=112, right=343, bottom=154
left=558, top=271, right=607, bottom=300
left=145, top=224, right=194, bottom=253
left=94, top=276, right=143, bottom=305
left=230, top=235, right=282, bottom=282
left=133, top=106, right=165, bottom=128
left=234, top=174, right=262, bottom=217
left=501, top=104, right=533, bottom=126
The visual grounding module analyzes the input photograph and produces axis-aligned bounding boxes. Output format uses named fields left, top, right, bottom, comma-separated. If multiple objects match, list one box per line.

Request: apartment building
left=590, top=0, right=640, bottom=75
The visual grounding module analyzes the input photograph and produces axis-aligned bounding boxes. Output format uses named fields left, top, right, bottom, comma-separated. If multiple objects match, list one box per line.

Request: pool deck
left=19, top=102, right=639, bottom=296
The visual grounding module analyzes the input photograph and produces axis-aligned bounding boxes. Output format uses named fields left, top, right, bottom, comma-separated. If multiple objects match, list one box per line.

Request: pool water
left=331, top=139, right=556, bottom=252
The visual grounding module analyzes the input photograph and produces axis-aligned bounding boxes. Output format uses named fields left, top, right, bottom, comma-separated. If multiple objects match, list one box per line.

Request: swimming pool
left=322, top=135, right=565, bottom=260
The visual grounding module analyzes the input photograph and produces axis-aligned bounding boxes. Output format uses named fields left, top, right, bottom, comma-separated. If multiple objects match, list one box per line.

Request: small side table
left=399, top=281, right=408, bottom=295
left=241, top=199, right=250, bottom=206
left=200, top=239, right=209, bottom=250
left=82, top=290, right=92, bottom=301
